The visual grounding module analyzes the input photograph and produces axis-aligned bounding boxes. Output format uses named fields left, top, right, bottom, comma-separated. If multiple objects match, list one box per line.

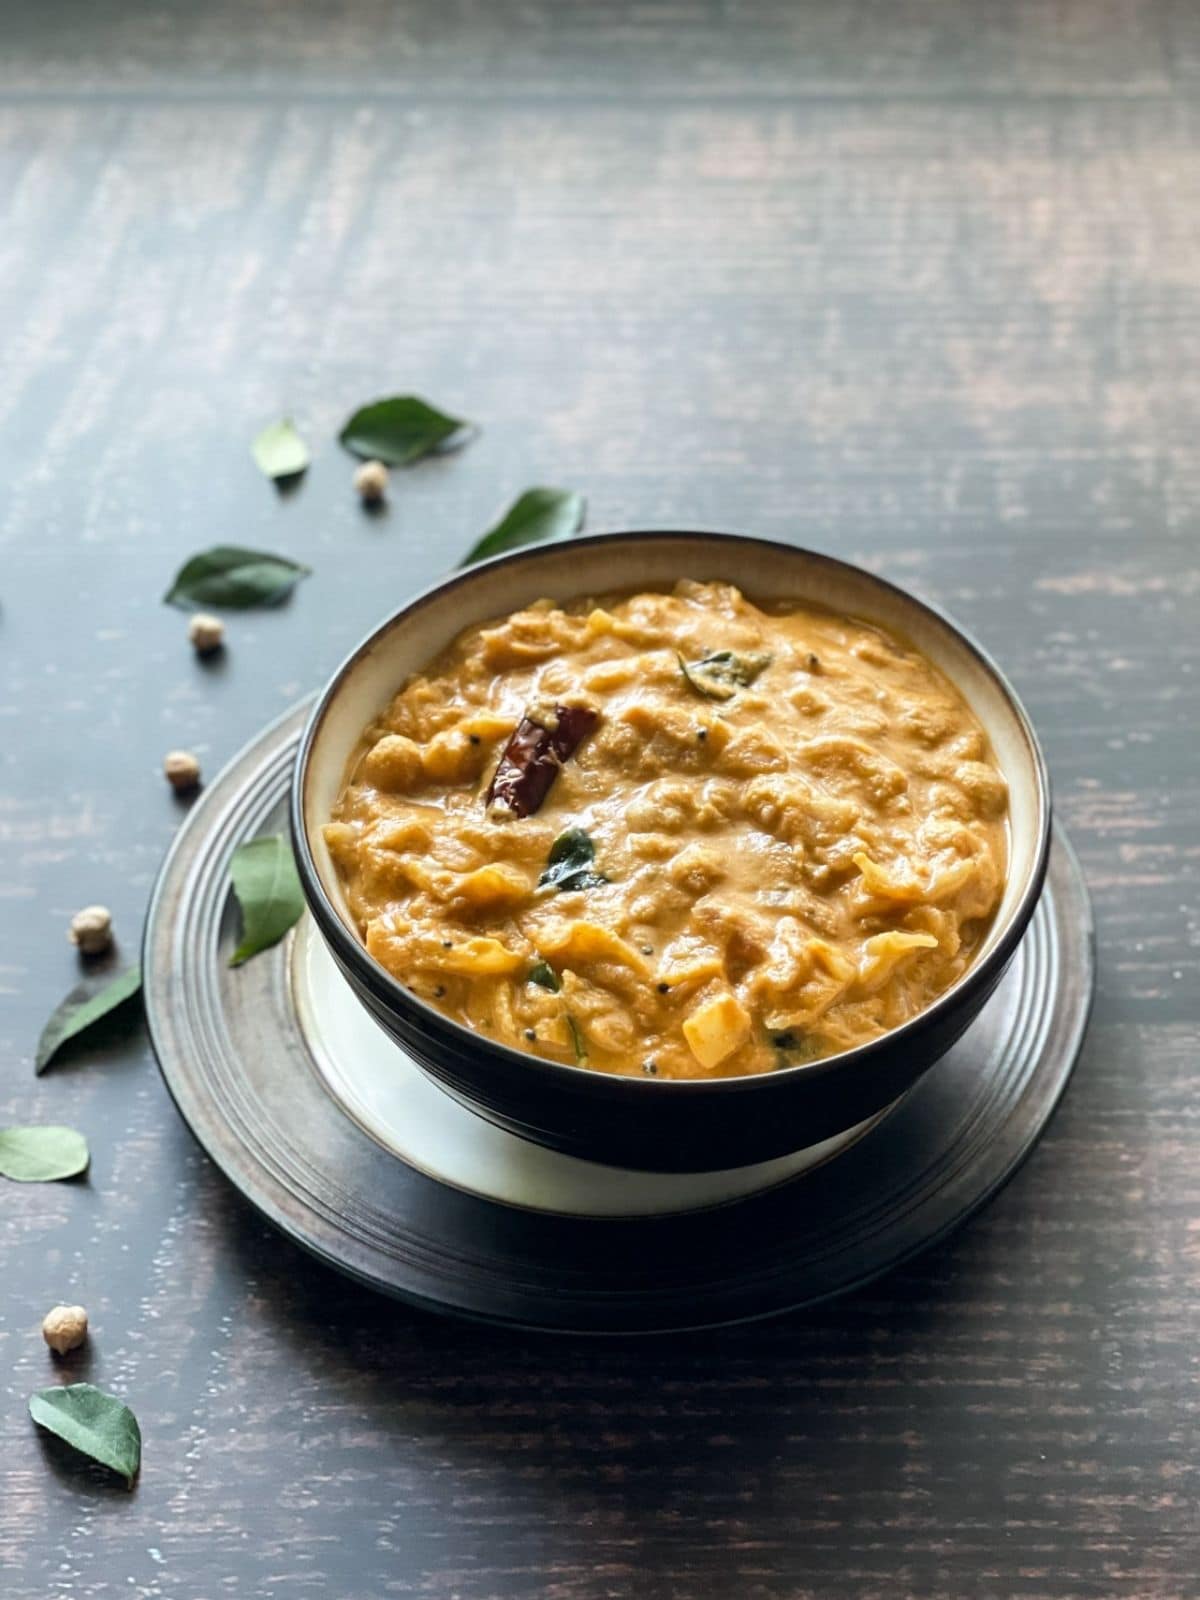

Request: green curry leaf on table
left=35, top=964, right=143, bottom=1075
left=250, top=418, right=310, bottom=480
left=339, top=395, right=471, bottom=466
left=164, top=546, right=311, bottom=610
left=0, top=1126, right=89, bottom=1182
left=29, top=1384, right=142, bottom=1487
left=460, top=486, right=586, bottom=566
left=229, top=835, right=305, bottom=966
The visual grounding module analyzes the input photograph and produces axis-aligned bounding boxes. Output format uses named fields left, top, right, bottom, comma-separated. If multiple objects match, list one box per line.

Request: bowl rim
left=291, top=528, right=1052, bottom=1097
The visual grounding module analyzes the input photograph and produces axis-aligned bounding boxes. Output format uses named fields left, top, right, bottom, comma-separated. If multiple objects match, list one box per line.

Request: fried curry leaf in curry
left=771, top=1029, right=822, bottom=1068
left=528, top=960, right=562, bottom=992
left=528, top=959, right=582, bottom=1062
left=678, top=649, right=772, bottom=701
left=566, top=1015, right=588, bottom=1065
left=528, top=961, right=580, bottom=1060
left=538, top=828, right=608, bottom=893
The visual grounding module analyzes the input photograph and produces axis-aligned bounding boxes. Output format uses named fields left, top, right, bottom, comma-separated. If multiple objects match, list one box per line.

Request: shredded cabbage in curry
left=325, top=581, right=1008, bottom=1078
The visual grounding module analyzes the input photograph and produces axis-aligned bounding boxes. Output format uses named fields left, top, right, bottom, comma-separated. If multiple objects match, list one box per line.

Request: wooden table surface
left=2, top=4, right=1197, bottom=1596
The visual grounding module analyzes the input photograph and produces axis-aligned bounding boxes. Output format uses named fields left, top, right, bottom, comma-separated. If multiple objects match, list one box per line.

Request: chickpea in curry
left=325, top=581, right=1008, bottom=1079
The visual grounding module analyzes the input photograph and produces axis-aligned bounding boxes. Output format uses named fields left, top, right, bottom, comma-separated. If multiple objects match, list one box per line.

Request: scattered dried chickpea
left=68, top=904, right=113, bottom=956
left=164, top=750, right=202, bottom=792
left=42, top=1304, right=88, bottom=1356
left=353, top=459, right=389, bottom=505
left=188, top=613, right=225, bottom=655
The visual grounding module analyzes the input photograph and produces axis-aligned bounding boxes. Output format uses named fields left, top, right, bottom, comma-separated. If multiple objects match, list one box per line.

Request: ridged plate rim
left=143, top=700, right=1095, bottom=1334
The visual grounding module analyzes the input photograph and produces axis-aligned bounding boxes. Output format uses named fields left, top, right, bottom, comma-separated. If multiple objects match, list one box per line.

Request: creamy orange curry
left=325, top=581, right=1008, bottom=1079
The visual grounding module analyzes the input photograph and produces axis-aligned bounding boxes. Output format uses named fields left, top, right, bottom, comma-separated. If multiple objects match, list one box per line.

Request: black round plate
left=144, top=702, right=1095, bottom=1333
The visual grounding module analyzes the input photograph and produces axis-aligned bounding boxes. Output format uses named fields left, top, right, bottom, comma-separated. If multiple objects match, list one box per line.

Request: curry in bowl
left=323, top=580, right=1008, bottom=1082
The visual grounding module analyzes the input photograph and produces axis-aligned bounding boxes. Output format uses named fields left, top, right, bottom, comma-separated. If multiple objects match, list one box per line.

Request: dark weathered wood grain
left=0, top=2, right=1197, bottom=1596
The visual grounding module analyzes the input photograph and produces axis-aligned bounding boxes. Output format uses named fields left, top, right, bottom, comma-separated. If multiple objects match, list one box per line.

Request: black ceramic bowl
left=292, top=532, right=1051, bottom=1173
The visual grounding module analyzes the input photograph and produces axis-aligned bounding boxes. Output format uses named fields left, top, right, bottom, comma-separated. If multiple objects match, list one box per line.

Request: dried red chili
left=485, top=704, right=598, bottom=817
